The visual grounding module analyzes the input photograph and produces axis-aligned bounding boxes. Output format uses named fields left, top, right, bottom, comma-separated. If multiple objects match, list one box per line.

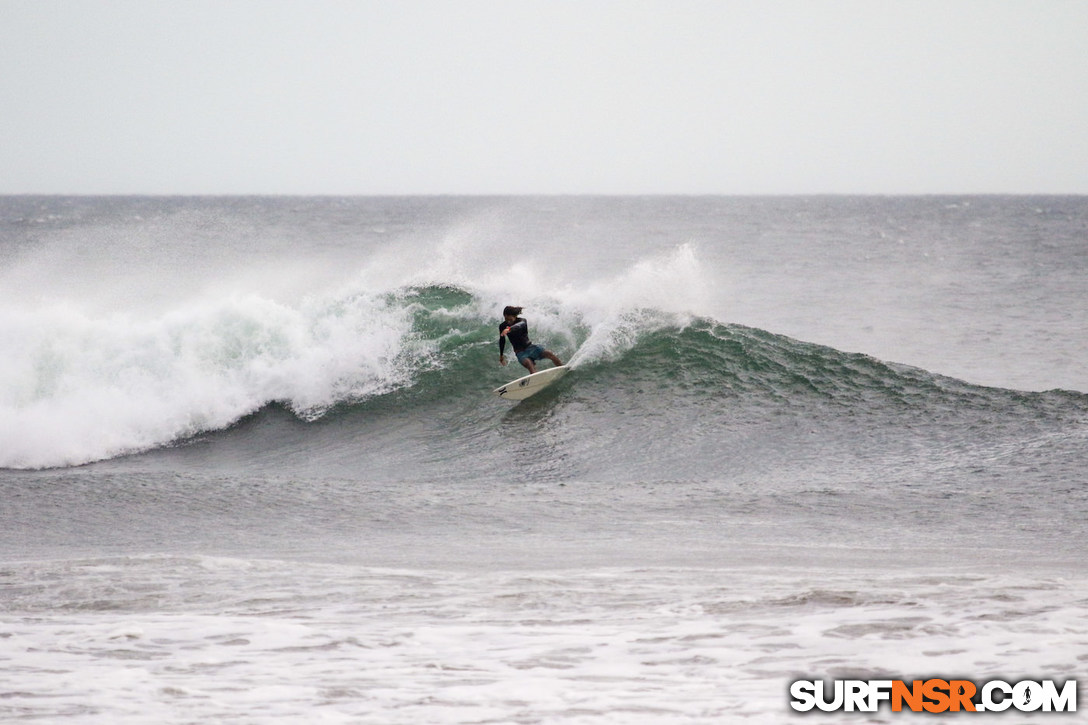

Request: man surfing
left=498, top=305, right=563, bottom=374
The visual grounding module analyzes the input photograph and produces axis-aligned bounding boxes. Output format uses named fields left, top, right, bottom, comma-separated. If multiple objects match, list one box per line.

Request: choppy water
left=2, top=196, right=1085, bottom=722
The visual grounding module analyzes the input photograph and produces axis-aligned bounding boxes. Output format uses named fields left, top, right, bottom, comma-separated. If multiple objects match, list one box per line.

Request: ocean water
left=1, top=196, right=1085, bottom=722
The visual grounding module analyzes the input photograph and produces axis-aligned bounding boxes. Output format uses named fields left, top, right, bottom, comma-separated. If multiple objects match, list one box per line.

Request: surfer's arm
left=499, top=319, right=525, bottom=344
left=498, top=319, right=525, bottom=363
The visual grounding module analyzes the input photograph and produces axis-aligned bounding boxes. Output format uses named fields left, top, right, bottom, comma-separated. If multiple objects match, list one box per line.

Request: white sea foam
left=0, top=287, right=420, bottom=468
left=2, top=557, right=1084, bottom=724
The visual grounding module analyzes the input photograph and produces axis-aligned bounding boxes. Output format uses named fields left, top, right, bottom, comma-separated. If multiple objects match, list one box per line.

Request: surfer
left=498, top=305, right=563, bottom=374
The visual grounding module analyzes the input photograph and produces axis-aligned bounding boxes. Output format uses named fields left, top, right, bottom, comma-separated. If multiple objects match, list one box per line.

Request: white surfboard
left=493, top=366, right=569, bottom=401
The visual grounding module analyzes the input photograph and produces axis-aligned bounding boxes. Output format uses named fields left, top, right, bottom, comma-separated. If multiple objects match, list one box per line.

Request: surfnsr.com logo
left=789, top=678, right=1077, bottom=713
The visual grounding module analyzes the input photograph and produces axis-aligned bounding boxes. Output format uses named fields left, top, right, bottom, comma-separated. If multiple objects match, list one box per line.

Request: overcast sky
left=2, top=0, right=1086, bottom=195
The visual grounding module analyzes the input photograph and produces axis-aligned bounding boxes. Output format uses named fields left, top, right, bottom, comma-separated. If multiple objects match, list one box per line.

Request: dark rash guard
left=498, top=318, right=531, bottom=354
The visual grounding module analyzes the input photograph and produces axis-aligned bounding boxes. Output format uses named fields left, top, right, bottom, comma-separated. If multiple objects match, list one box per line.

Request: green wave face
left=236, top=285, right=1084, bottom=487
left=6, top=281, right=1085, bottom=475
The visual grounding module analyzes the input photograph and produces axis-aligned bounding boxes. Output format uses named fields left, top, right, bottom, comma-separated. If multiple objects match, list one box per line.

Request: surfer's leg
left=518, top=346, right=542, bottom=373
left=543, top=350, right=563, bottom=367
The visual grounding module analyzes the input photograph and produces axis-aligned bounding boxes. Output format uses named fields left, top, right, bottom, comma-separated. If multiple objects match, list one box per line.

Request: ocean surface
left=1, top=196, right=1085, bottom=722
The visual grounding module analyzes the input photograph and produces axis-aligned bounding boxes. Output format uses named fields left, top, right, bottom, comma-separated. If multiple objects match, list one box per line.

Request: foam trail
left=386, top=241, right=712, bottom=368
left=561, top=243, right=708, bottom=366
left=418, top=242, right=711, bottom=367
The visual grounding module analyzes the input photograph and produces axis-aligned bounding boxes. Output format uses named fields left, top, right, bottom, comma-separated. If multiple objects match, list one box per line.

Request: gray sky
left=3, top=0, right=1086, bottom=194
